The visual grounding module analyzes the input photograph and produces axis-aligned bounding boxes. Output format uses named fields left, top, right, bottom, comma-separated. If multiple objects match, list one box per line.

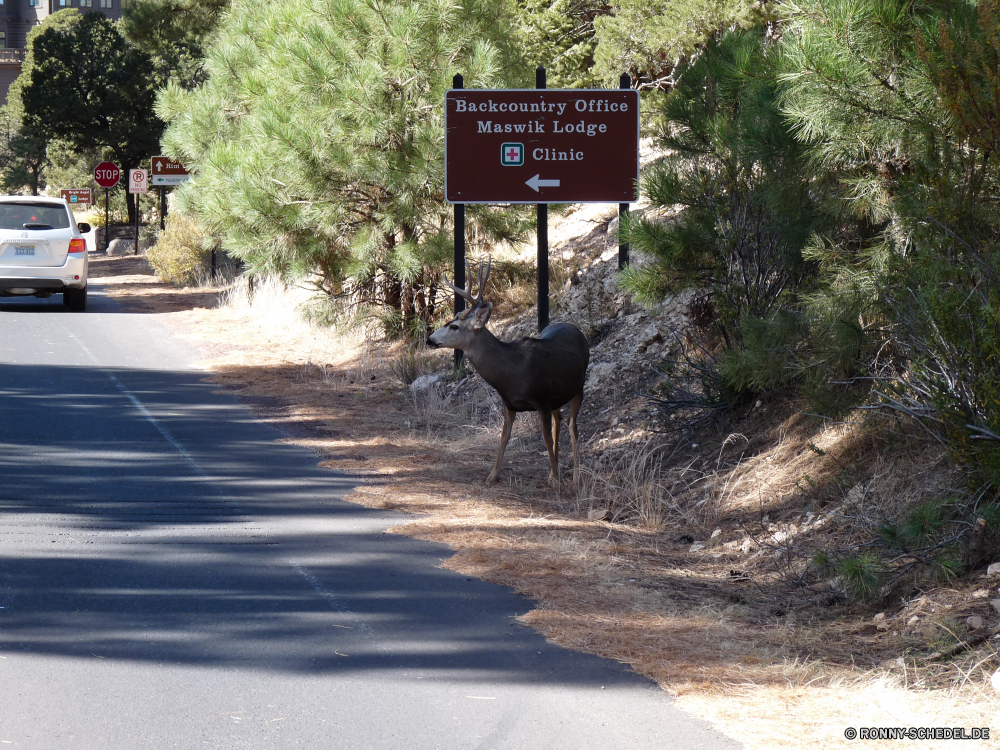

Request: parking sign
left=129, top=169, right=149, bottom=195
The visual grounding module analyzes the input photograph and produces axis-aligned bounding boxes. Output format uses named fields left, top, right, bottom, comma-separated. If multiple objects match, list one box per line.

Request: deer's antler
left=442, top=258, right=492, bottom=318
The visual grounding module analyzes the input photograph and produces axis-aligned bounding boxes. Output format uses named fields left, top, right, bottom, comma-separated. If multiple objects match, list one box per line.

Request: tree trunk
left=126, top=192, right=136, bottom=226
left=384, top=271, right=401, bottom=312
left=401, top=281, right=415, bottom=332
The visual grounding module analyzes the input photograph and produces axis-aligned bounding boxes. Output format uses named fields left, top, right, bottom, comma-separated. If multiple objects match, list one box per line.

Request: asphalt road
left=0, top=275, right=742, bottom=749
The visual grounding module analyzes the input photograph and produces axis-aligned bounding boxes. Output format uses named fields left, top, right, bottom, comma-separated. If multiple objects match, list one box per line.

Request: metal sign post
left=452, top=73, right=466, bottom=371
left=128, top=169, right=148, bottom=256
left=536, top=67, right=549, bottom=333
left=619, top=73, right=632, bottom=270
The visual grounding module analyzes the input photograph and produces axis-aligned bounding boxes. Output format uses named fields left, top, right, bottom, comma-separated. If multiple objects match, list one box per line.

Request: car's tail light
left=68, top=238, right=86, bottom=253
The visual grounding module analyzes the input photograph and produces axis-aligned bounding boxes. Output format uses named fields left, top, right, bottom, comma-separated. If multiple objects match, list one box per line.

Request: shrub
left=146, top=212, right=212, bottom=284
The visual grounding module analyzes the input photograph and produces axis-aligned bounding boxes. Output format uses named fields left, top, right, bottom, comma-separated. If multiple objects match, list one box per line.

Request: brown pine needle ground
left=91, top=253, right=1000, bottom=749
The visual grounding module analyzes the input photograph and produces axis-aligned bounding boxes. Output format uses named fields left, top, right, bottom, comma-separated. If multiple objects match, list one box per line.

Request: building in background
left=0, top=1, right=126, bottom=104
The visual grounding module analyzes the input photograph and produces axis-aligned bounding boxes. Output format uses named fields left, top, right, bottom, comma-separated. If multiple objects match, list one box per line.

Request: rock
left=107, top=238, right=134, bottom=256
left=991, top=669, right=1000, bottom=693
left=606, top=216, right=619, bottom=246
left=906, top=615, right=920, bottom=627
left=588, top=508, right=609, bottom=521
left=972, top=588, right=989, bottom=598
left=967, top=615, right=985, bottom=631
left=873, top=612, right=886, bottom=622
left=689, top=542, right=706, bottom=553
left=918, top=621, right=939, bottom=639
left=990, top=599, right=1000, bottom=615
left=987, top=562, right=1000, bottom=578
left=409, top=374, right=440, bottom=392
left=710, top=529, right=722, bottom=539
left=845, top=483, right=866, bottom=508
left=587, top=362, right=615, bottom=386
left=637, top=326, right=663, bottom=353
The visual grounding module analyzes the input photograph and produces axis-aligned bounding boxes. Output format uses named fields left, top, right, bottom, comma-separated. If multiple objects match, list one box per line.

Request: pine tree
left=623, top=29, right=820, bottom=354
left=119, top=0, right=229, bottom=89
left=159, top=0, right=527, bottom=335
left=592, top=0, right=776, bottom=87
left=780, top=0, right=1000, bottom=484
left=516, top=0, right=606, bottom=88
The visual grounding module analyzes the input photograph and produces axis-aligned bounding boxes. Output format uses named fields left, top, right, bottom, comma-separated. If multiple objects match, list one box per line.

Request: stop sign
left=93, top=161, right=121, bottom=188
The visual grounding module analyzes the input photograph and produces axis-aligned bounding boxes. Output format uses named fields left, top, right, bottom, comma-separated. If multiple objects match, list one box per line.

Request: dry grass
left=94, top=255, right=1000, bottom=750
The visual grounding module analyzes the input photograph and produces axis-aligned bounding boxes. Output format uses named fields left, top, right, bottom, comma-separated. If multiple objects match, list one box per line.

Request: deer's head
left=427, top=259, right=493, bottom=350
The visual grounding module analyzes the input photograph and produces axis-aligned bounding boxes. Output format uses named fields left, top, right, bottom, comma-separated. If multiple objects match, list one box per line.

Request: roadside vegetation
left=6, top=0, right=1000, bottom=745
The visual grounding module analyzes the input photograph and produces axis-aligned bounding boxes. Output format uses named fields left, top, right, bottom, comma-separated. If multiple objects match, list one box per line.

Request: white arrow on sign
left=525, top=174, right=560, bottom=192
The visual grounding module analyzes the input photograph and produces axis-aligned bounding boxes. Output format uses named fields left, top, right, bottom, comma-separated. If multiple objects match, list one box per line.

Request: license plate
left=12, top=246, right=35, bottom=256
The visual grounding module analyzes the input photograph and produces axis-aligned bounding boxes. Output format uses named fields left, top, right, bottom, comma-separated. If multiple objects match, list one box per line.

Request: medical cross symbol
left=501, top=142, right=524, bottom=166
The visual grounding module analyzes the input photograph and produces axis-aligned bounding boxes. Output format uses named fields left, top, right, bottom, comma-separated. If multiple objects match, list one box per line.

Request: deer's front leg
left=487, top=407, right=516, bottom=484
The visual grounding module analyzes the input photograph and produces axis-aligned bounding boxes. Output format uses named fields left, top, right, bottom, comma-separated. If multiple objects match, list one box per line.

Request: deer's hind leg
left=487, top=406, right=516, bottom=484
left=538, top=408, right=560, bottom=486
left=551, top=409, right=562, bottom=485
left=567, top=392, right=583, bottom=487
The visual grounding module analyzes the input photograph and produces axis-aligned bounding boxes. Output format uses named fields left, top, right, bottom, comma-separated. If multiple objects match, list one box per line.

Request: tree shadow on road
left=0, top=360, right=682, bottom=692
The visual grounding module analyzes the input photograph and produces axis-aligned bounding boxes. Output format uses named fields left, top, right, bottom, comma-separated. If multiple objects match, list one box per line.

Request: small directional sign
left=445, top=89, right=639, bottom=204
left=129, top=168, right=149, bottom=194
left=61, top=188, right=92, bottom=205
left=150, top=156, right=191, bottom=186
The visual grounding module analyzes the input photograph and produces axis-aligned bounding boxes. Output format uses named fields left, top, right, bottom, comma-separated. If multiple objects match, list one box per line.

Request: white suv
left=0, top=196, right=92, bottom=312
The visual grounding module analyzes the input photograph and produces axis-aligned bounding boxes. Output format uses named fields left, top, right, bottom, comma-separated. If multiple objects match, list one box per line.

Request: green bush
left=146, top=212, right=212, bottom=284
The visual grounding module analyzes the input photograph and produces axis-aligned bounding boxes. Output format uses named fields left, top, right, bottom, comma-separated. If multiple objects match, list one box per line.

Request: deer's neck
left=465, top=329, right=524, bottom=391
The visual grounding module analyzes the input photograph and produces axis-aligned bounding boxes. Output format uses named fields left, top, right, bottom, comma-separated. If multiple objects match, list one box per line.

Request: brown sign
left=445, top=89, right=639, bottom=204
left=151, top=155, right=191, bottom=186
left=61, top=188, right=92, bottom=205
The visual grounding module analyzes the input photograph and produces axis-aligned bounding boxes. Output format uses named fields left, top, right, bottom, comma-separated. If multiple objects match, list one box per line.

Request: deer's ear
left=472, top=302, right=493, bottom=330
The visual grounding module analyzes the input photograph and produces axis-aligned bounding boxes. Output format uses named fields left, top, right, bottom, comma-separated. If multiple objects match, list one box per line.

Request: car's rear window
left=0, top=203, right=71, bottom=230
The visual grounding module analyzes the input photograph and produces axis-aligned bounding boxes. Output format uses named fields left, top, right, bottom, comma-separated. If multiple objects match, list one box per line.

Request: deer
left=427, top=259, right=590, bottom=487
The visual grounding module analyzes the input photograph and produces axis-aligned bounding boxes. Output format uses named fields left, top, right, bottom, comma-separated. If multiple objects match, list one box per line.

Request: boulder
left=409, top=374, right=440, bottom=392
left=107, top=238, right=134, bottom=256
